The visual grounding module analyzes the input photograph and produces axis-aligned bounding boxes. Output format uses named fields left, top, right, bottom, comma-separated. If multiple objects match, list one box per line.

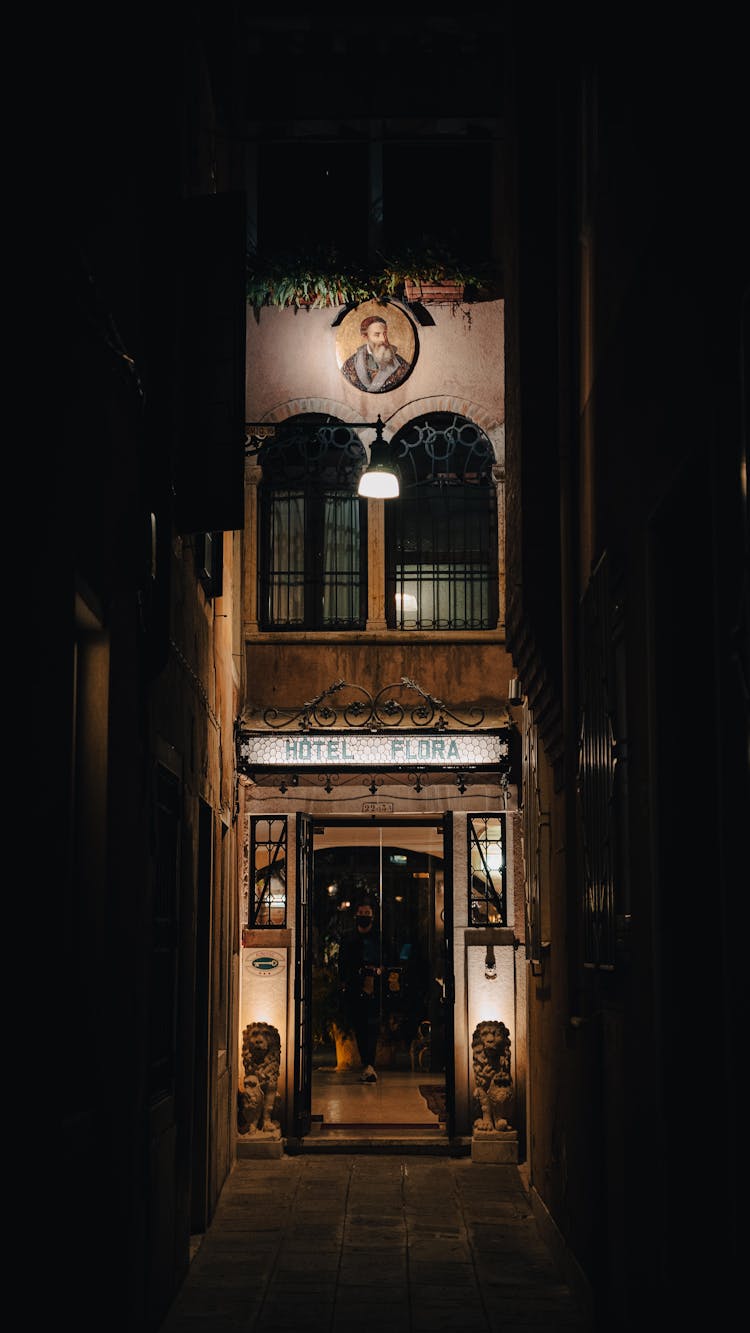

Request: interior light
left=395, top=593, right=418, bottom=614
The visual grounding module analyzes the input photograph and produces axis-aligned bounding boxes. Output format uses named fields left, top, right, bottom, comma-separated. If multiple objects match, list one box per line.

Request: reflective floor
left=311, top=1067, right=445, bottom=1130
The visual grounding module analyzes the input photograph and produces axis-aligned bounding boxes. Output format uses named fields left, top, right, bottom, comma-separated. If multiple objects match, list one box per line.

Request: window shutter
left=176, top=192, right=246, bottom=534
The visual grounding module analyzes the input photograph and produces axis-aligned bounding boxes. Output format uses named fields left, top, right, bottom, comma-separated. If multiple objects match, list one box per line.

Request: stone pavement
left=158, top=1155, right=592, bottom=1332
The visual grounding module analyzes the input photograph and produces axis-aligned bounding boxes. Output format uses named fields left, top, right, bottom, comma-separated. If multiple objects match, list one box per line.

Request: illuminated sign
left=239, top=730, right=508, bottom=771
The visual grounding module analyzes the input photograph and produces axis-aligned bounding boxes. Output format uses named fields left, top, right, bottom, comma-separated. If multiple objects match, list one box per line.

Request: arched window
left=258, top=415, right=367, bottom=630
left=386, top=414, right=498, bottom=629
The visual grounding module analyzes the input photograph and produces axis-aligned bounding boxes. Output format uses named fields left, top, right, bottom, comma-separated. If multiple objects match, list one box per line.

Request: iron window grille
left=249, top=816, right=288, bottom=928
left=259, top=415, right=367, bottom=630
left=385, top=414, right=497, bottom=630
left=468, top=813, right=506, bottom=926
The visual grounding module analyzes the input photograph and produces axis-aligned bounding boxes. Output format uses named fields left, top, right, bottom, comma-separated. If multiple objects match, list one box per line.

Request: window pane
left=250, top=817, right=287, bottom=928
left=259, top=416, right=368, bottom=631
left=322, top=493, right=360, bottom=625
left=387, top=414, right=497, bottom=630
left=468, top=815, right=506, bottom=926
left=394, top=486, right=493, bottom=628
left=395, top=562, right=490, bottom=629
left=268, top=491, right=305, bottom=625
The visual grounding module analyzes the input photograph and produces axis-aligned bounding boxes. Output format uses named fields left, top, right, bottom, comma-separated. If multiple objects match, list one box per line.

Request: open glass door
left=293, top=813, right=313, bottom=1137
left=442, top=810, right=455, bottom=1138
left=309, top=819, right=450, bottom=1139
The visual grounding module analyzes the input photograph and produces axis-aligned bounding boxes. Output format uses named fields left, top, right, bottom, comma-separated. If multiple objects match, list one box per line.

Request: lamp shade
left=358, top=467, right=399, bottom=498
left=357, top=429, right=400, bottom=498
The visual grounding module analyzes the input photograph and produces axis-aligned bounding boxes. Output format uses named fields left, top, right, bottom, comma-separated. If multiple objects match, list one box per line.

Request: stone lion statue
left=237, top=1073, right=265, bottom=1135
left=472, top=1020, right=513, bottom=1133
left=238, top=1021, right=281, bottom=1135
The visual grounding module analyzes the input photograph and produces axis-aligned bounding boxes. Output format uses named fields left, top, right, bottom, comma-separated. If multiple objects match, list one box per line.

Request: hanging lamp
left=357, top=416, right=400, bottom=498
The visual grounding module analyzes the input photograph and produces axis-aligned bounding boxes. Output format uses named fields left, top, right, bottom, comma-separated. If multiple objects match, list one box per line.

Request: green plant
left=375, top=239, right=493, bottom=296
left=246, top=247, right=374, bottom=310
left=246, top=239, right=498, bottom=310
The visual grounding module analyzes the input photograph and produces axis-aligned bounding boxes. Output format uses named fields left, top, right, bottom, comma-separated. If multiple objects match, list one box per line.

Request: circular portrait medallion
left=336, top=300, right=417, bottom=394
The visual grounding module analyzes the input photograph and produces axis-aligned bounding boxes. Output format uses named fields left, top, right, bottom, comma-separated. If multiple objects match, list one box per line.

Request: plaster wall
left=244, top=640, right=515, bottom=716
left=246, top=299, right=505, bottom=432
left=466, top=942, right=516, bottom=1090
left=242, top=296, right=508, bottom=723
left=147, top=534, right=242, bottom=1233
left=450, top=827, right=526, bottom=1139
left=241, top=292, right=512, bottom=1144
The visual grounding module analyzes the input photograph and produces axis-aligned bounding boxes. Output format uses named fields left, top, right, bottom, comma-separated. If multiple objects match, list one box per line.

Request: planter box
left=404, top=278, right=466, bottom=304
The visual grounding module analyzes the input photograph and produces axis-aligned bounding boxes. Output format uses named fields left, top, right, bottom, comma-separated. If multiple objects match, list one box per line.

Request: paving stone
left=156, top=1156, right=592, bottom=1332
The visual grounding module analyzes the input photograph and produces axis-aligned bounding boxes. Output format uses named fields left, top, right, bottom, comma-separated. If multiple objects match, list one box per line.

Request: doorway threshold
left=285, top=1127, right=469, bottom=1156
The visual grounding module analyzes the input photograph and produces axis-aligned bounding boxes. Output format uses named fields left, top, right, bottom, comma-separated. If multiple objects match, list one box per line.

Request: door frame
left=298, top=813, right=456, bottom=1137
left=292, top=812, right=314, bottom=1137
left=442, top=810, right=456, bottom=1138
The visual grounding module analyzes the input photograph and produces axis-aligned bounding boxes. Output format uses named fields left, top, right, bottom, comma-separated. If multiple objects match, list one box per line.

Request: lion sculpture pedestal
left=470, top=1020, right=519, bottom=1164
left=237, top=1021, right=284, bottom=1158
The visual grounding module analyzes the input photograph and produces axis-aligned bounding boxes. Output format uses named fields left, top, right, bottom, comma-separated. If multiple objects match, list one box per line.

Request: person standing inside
left=338, top=898, right=382, bottom=1082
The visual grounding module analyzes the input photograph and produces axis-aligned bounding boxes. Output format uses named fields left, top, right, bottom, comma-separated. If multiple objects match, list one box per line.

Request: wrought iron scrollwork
left=262, top=677, right=485, bottom=732
left=393, top=414, right=494, bottom=487
left=247, top=415, right=366, bottom=486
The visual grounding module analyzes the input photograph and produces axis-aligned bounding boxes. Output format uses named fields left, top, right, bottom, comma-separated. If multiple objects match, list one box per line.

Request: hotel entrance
left=307, top=818, right=453, bottom=1143
left=236, top=681, right=519, bottom=1153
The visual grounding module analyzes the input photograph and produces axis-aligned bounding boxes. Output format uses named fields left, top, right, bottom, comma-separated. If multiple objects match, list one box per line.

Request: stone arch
left=257, top=398, right=370, bottom=428
left=257, top=396, right=505, bottom=468
left=385, top=397, right=505, bottom=469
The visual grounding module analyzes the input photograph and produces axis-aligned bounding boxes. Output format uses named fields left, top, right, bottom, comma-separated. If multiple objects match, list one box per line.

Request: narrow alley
left=49, top=5, right=746, bottom=1332
left=159, top=1155, right=590, bottom=1332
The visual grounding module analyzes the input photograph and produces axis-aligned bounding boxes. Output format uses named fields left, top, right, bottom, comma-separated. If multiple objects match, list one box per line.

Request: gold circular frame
left=335, top=300, right=417, bottom=393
